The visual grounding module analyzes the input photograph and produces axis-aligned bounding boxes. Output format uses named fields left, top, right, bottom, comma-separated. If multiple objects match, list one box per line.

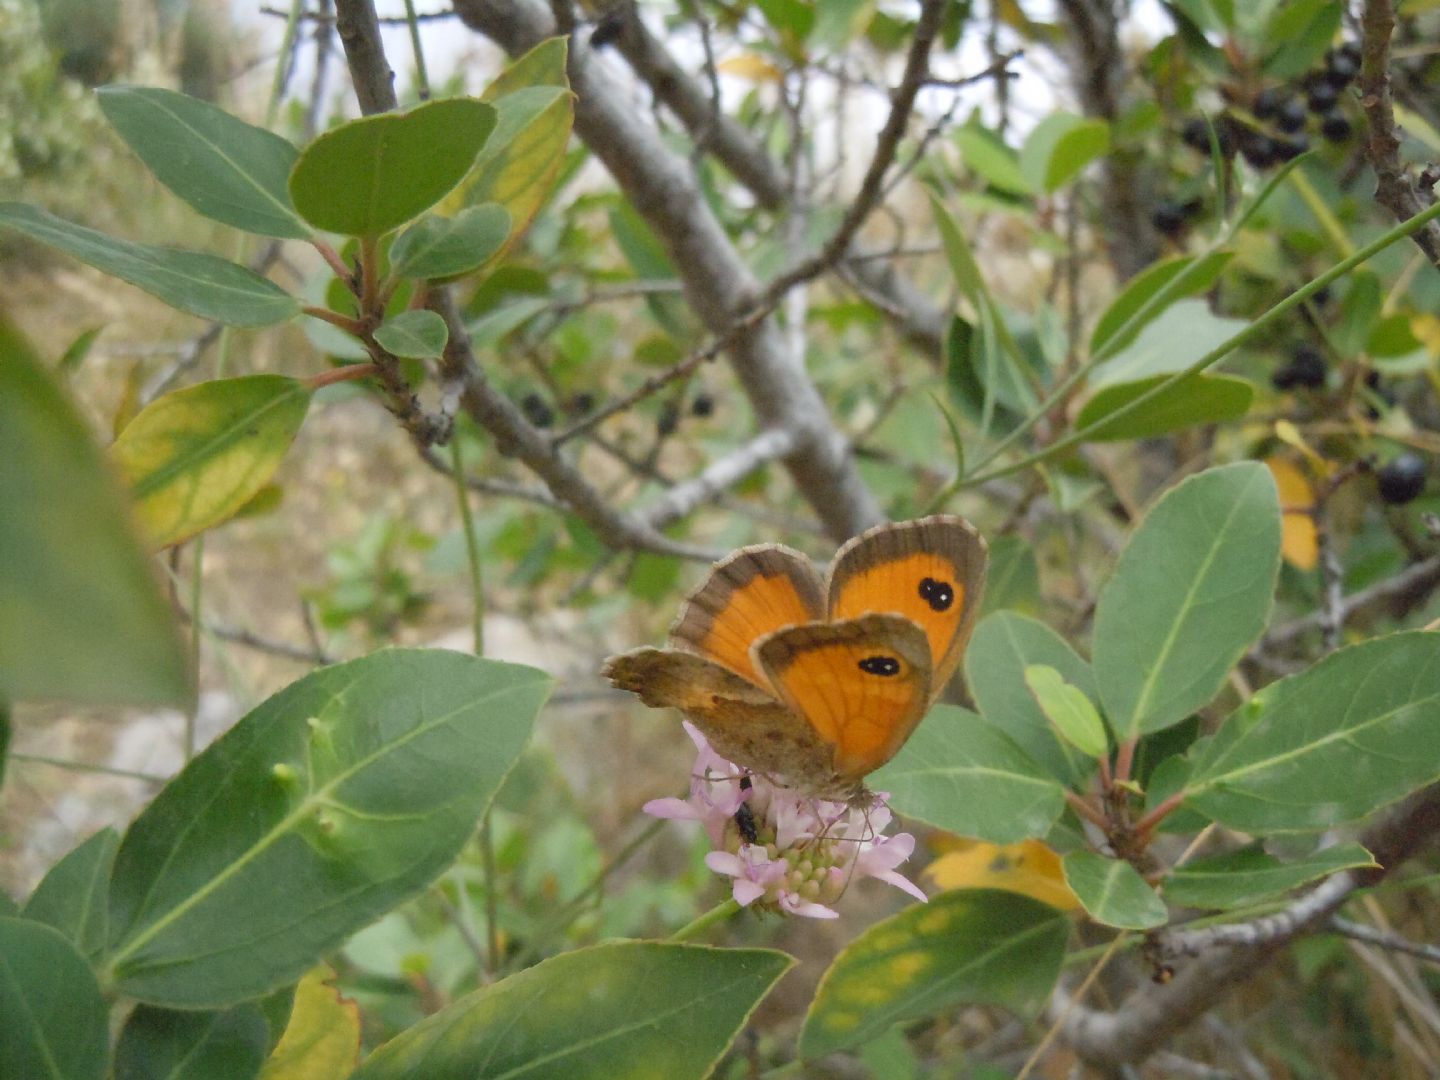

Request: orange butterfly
left=602, top=516, right=988, bottom=801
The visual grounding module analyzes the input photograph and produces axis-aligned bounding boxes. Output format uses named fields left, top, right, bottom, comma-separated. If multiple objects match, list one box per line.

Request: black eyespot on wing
left=918, top=576, right=954, bottom=612
left=858, top=655, right=901, bottom=677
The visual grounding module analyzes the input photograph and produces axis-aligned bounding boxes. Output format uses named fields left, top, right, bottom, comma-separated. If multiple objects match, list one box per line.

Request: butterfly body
left=602, top=516, right=988, bottom=801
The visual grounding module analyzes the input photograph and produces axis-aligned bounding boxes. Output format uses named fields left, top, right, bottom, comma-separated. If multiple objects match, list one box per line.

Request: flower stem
left=669, top=898, right=742, bottom=942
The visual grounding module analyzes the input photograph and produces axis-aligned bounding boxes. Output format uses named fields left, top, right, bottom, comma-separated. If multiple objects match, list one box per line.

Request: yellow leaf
left=259, top=966, right=360, bottom=1080
left=1265, top=457, right=1318, bottom=572
left=1410, top=313, right=1440, bottom=357
left=717, top=54, right=784, bottom=83
left=924, top=839, right=1080, bottom=911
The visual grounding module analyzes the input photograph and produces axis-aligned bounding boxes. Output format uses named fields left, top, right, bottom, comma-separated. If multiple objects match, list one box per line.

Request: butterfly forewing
left=601, top=646, right=841, bottom=790
left=668, top=544, right=825, bottom=687
left=827, top=515, right=987, bottom=702
left=754, top=613, right=933, bottom=784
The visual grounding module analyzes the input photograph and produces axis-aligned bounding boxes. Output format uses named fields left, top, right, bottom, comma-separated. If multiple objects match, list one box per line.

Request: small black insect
left=858, top=655, right=901, bottom=677
left=918, top=576, right=954, bottom=612
left=734, top=775, right=758, bottom=844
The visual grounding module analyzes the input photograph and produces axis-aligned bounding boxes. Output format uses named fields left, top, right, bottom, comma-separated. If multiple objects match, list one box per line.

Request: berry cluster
left=517, top=389, right=714, bottom=433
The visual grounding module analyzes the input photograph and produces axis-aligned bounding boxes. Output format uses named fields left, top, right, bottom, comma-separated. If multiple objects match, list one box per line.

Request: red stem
left=1114, top=737, right=1138, bottom=785
left=301, top=305, right=367, bottom=336
left=312, top=237, right=354, bottom=285
left=304, top=362, right=378, bottom=390
left=1066, top=790, right=1109, bottom=830
left=1097, top=749, right=1113, bottom=791
left=1133, top=790, right=1188, bottom=837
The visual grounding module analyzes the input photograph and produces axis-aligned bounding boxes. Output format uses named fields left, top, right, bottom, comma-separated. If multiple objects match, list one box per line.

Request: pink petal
left=706, top=851, right=746, bottom=877
left=644, top=797, right=704, bottom=821
left=732, top=879, right=767, bottom=906
left=781, top=894, right=840, bottom=919
left=872, top=869, right=929, bottom=903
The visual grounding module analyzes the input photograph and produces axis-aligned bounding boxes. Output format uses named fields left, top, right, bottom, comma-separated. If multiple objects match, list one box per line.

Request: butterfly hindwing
left=827, top=515, right=987, bottom=703
left=753, top=613, right=933, bottom=786
left=668, top=543, right=825, bottom=687
left=601, top=646, right=839, bottom=789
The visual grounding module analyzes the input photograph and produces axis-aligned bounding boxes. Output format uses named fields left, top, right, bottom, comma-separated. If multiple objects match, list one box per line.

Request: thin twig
left=1331, top=916, right=1440, bottom=965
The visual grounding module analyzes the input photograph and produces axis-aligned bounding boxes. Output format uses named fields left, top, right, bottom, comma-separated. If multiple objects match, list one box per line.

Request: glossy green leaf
left=0, top=203, right=299, bottom=326
left=1062, top=852, right=1167, bottom=930
left=0, top=918, right=108, bottom=1080
left=801, top=890, right=1068, bottom=1057
left=110, top=374, right=312, bottom=549
left=390, top=204, right=511, bottom=280
left=114, top=1004, right=269, bottom=1080
left=955, top=123, right=1032, bottom=196
left=979, top=535, right=1041, bottom=616
left=966, top=613, right=1095, bottom=786
left=289, top=98, right=496, bottom=237
left=356, top=942, right=790, bottom=1080
left=1077, top=373, right=1253, bottom=442
left=0, top=318, right=190, bottom=706
left=1019, top=113, right=1110, bottom=193
left=1093, top=463, right=1280, bottom=738
left=1264, top=0, right=1341, bottom=78
left=872, top=705, right=1066, bottom=844
left=1093, top=299, right=1248, bottom=387
left=372, top=310, right=448, bottom=359
left=21, top=828, right=118, bottom=960
left=105, top=650, right=552, bottom=1007
left=1089, top=252, right=1233, bottom=357
left=97, top=85, right=308, bottom=239
left=1186, top=633, right=1440, bottom=831
left=1024, top=665, right=1108, bottom=758
left=1165, top=842, right=1376, bottom=911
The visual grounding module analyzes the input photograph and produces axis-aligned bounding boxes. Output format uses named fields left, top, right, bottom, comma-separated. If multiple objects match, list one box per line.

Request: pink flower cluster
left=644, top=723, right=927, bottom=919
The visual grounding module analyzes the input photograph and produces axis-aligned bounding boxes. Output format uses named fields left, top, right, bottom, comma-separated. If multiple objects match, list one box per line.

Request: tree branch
left=644, top=428, right=798, bottom=528
left=1260, top=553, right=1440, bottom=650
left=1360, top=0, right=1440, bottom=268
left=454, top=0, right=886, bottom=541
left=1061, top=783, right=1440, bottom=1069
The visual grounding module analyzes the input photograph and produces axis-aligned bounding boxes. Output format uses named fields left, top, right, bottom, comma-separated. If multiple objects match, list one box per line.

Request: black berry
left=1152, top=200, right=1188, bottom=237
left=1338, top=41, right=1362, bottom=68
left=1291, top=344, right=1327, bottom=387
left=1320, top=111, right=1352, bottom=142
left=1240, top=132, right=1278, bottom=169
left=590, top=12, right=624, bottom=47
left=1376, top=453, right=1428, bottom=505
left=1276, top=99, right=1307, bottom=134
left=691, top=392, right=714, bottom=418
left=521, top=392, right=554, bottom=428
left=1254, top=88, right=1287, bottom=120
left=1325, top=50, right=1359, bottom=88
left=1181, top=116, right=1213, bottom=153
left=568, top=392, right=595, bottom=415
left=656, top=401, right=680, bottom=436
left=1275, top=135, right=1310, bottom=162
left=1307, top=80, right=1339, bottom=114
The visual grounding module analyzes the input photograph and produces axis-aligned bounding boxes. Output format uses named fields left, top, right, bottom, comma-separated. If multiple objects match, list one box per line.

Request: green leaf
left=97, top=85, right=308, bottom=239
left=979, top=535, right=1041, bottom=616
left=929, top=192, right=985, bottom=305
left=1062, top=852, right=1167, bottom=930
left=1264, top=0, right=1341, bottom=79
left=1089, top=252, right=1232, bottom=357
left=110, top=374, right=312, bottom=549
left=1024, top=665, right=1108, bottom=758
left=355, top=942, right=791, bottom=1080
left=1077, top=373, right=1253, bottom=442
left=21, top=829, right=118, bottom=960
left=1186, top=633, right=1440, bottom=832
left=955, top=124, right=1032, bottom=196
left=114, top=1004, right=269, bottom=1080
left=57, top=326, right=104, bottom=374
left=1092, top=463, right=1280, bottom=738
left=872, top=705, right=1066, bottom=844
left=104, top=649, right=552, bottom=1007
left=756, top=0, right=815, bottom=39
left=372, top=310, right=448, bottom=359
left=0, top=203, right=299, bottom=327
left=1165, top=843, right=1377, bottom=911
left=801, top=890, right=1068, bottom=1058
left=1093, top=299, right=1249, bottom=387
left=0, top=918, right=108, bottom=1080
left=289, top=98, right=497, bottom=237
left=0, top=318, right=190, bottom=707
left=389, top=204, right=511, bottom=281
left=1019, top=113, right=1110, bottom=193
left=966, top=613, right=1095, bottom=786
left=1334, top=270, right=1382, bottom=357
